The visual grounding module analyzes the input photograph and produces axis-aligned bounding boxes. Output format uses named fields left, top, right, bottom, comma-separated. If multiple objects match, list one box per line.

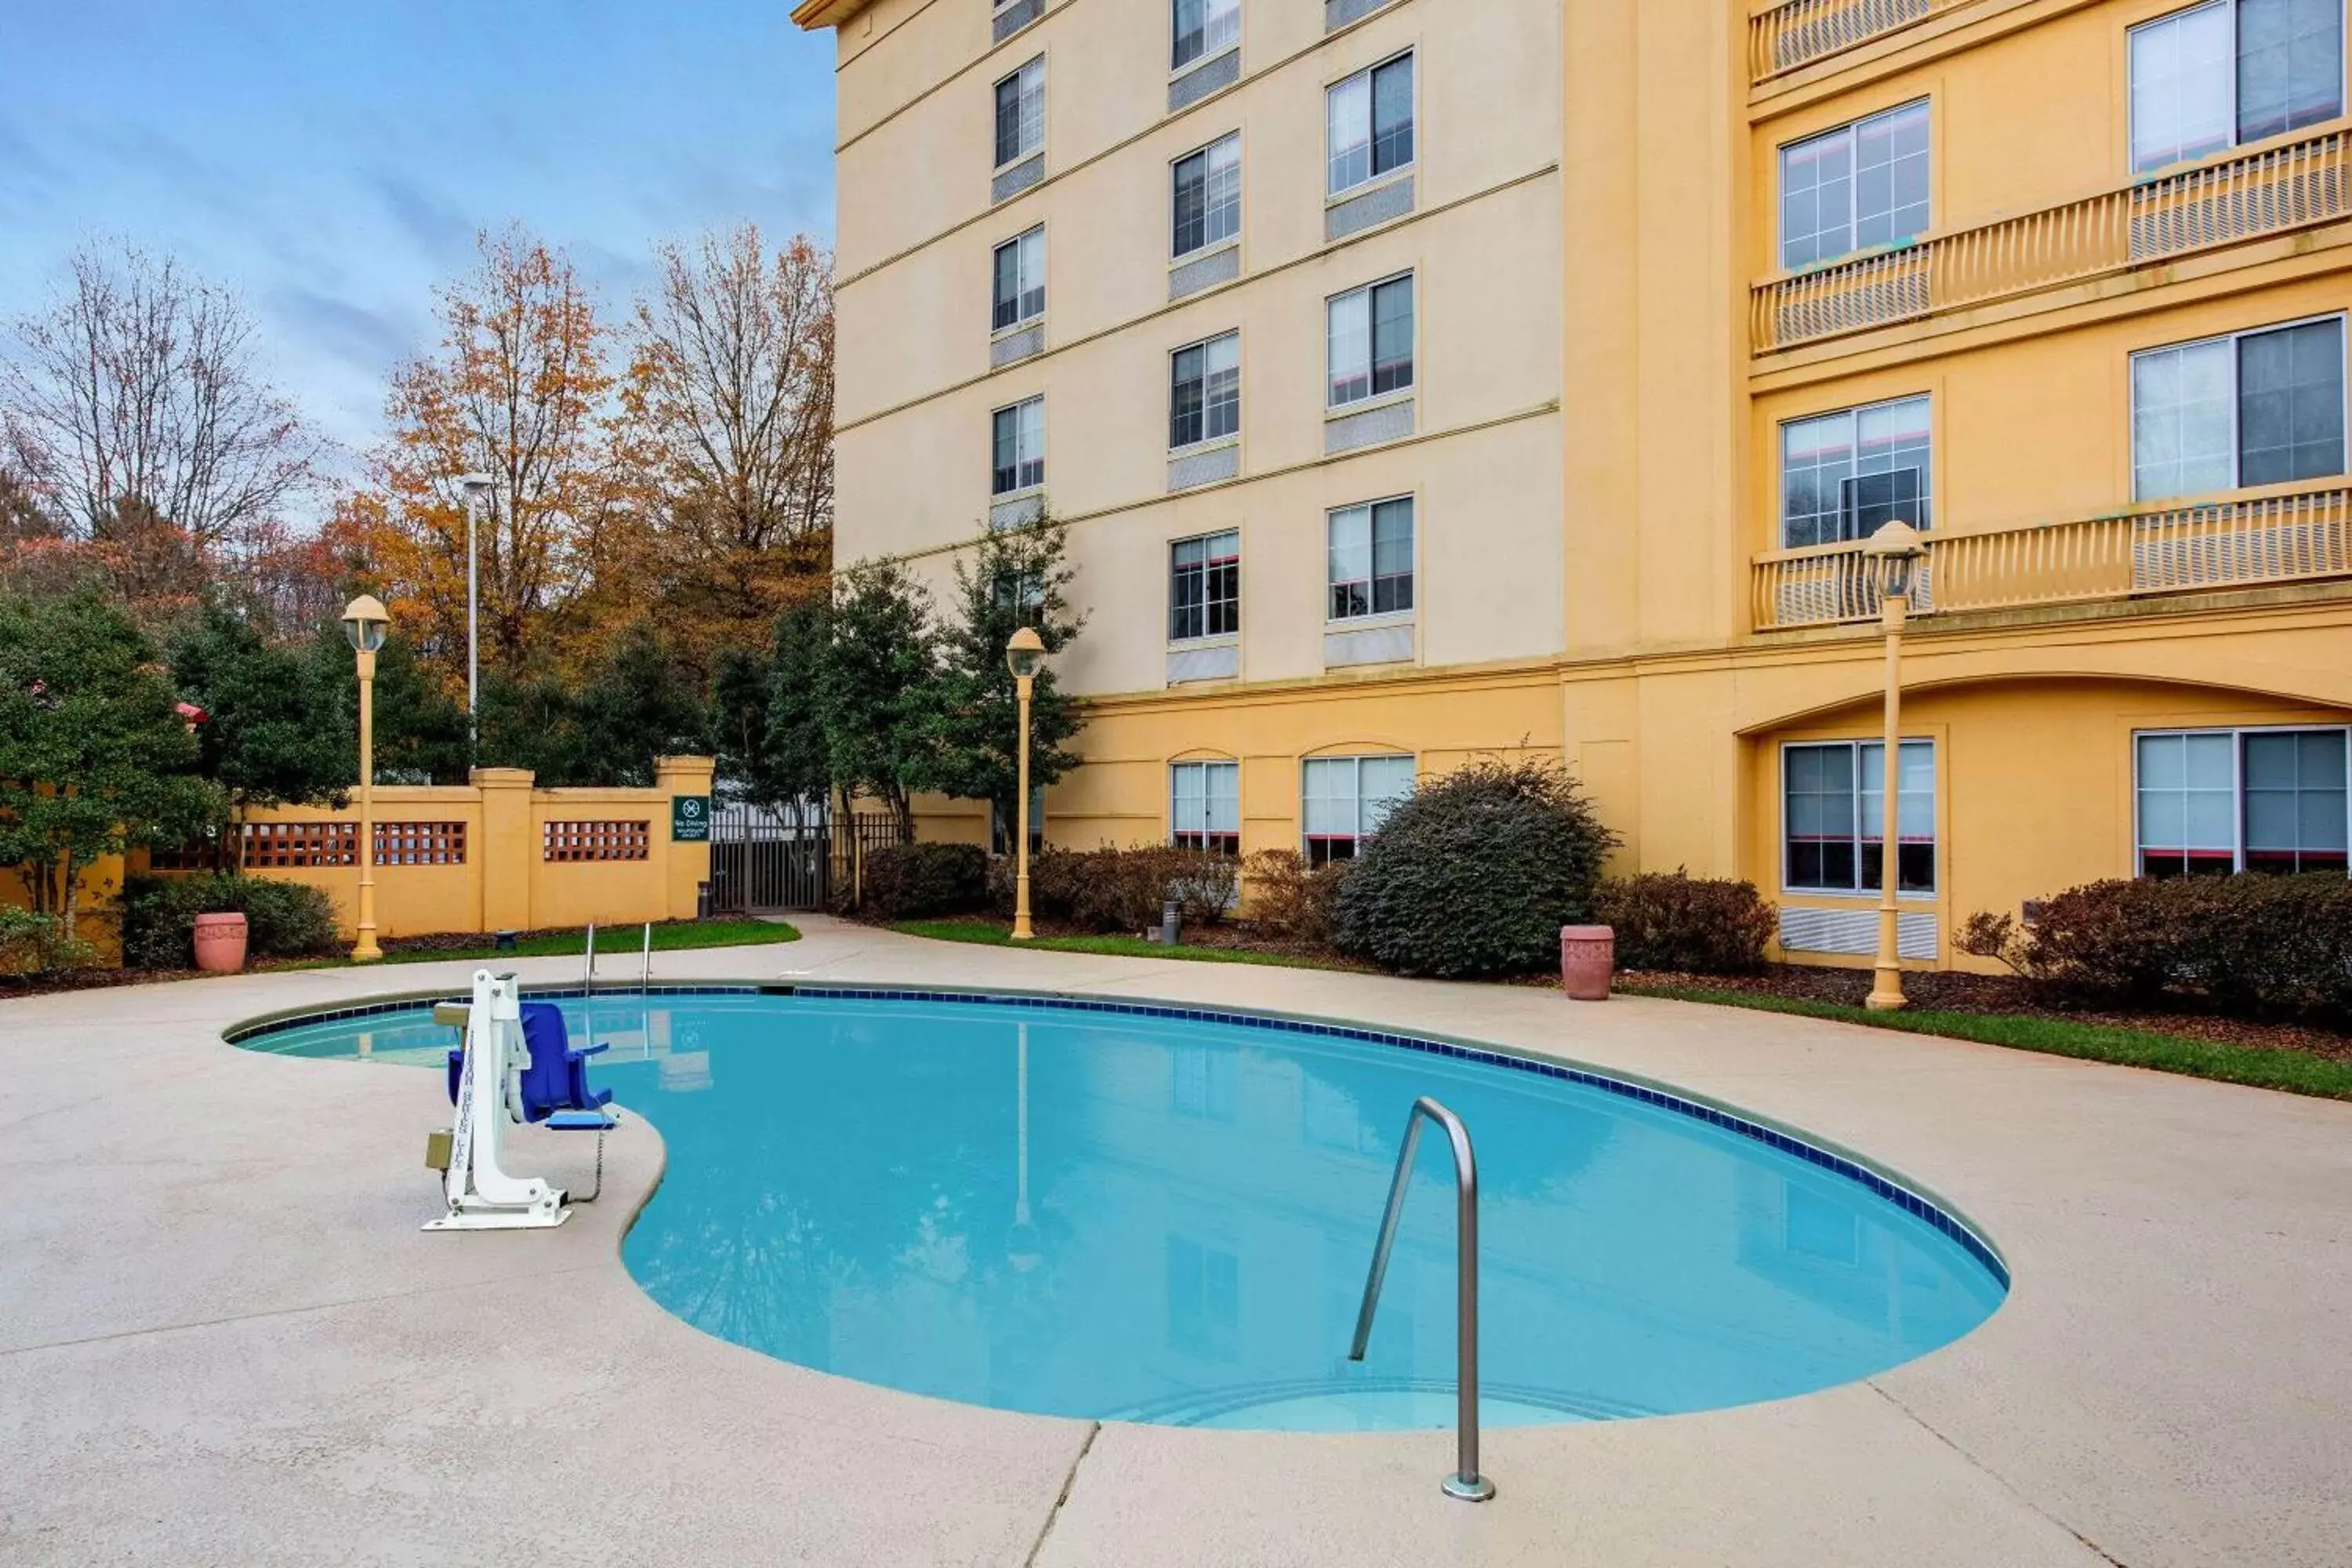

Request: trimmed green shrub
left=1241, top=850, right=1352, bottom=946
left=1958, top=873, right=2352, bottom=1022
left=1333, top=757, right=1618, bottom=978
left=119, top=873, right=341, bottom=970
left=862, top=842, right=990, bottom=920
left=990, top=845, right=1240, bottom=932
left=1595, top=870, right=1777, bottom=975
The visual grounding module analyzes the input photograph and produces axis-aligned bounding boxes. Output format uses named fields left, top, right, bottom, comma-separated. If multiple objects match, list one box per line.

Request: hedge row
left=118, top=873, right=341, bottom=971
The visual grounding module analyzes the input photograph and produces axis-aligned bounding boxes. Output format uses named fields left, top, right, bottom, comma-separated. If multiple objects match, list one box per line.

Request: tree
left=633, top=227, right=835, bottom=655
left=168, top=606, right=350, bottom=855
left=300, top=624, right=472, bottom=786
left=474, top=620, right=706, bottom=787
left=0, top=587, right=220, bottom=931
left=709, top=593, right=832, bottom=823
left=340, top=227, right=652, bottom=681
left=0, top=242, right=325, bottom=604
left=925, top=517, right=1086, bottom=838
left=818, top=558, right=940, bottom=837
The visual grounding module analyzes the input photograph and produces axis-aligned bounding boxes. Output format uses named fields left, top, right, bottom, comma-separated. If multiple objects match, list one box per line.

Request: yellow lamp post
left=1005, top=626, right=1047, bottom=942
left=342, top=595, right=391, bottom=964
left=1861, top=521, right=1926, bottom=1012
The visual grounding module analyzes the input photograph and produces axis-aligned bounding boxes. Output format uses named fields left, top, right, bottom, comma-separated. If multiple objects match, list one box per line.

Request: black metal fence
left=707, top=803, right=909, bottom=913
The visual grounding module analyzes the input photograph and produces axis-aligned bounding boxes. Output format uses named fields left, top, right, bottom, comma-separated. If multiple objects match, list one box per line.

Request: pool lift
left=423, top=968, right=617, bottom=1232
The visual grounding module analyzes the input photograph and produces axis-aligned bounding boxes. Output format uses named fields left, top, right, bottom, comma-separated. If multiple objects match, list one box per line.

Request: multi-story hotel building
left=795, top=0, right=2352, bottom=971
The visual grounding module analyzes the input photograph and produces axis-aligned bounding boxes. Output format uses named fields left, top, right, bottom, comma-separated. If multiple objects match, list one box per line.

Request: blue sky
left=0, top=0, right=837, bottom=484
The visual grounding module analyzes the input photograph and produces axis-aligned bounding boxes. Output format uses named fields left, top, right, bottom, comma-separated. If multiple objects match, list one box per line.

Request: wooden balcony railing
left=1753, top=128, right=2351, bottom=353
left=1751, top=485, right=2352, bottom=630
left=1749, top=0, right=1947, bottom=82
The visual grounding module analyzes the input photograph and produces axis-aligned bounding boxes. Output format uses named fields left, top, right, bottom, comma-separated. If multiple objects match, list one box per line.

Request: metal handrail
left=582, top=923, right=596, bottom=996
left=1350, top=1095, right=1494, bottom=1502
left=640, top=921, right=652, bottom=994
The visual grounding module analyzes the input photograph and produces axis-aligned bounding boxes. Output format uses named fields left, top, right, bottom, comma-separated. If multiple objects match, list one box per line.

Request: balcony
left=1749, top=0, right=1947, bottom=82
left=1750, top=484, right=2352, bottom=630
left=1752, top=128, right=2351, bottom=354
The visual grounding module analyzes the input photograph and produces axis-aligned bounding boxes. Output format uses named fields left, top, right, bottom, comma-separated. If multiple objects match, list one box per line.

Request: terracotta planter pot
left=193, top=911, right=249, bottom=975
left=1559, top=924, right=1614, bottom=1001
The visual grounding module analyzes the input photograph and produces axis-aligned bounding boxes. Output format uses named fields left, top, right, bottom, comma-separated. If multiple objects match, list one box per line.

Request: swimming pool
left=238, top=986, right=2006, bottom=1432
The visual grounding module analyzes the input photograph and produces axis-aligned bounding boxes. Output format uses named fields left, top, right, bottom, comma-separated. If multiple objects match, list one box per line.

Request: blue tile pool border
left=225, top=980, right=2009, bottom=1290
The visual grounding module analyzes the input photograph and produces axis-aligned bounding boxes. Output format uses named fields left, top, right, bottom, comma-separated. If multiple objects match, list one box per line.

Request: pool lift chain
left=1351, top=1095, right=1494, bottom=1502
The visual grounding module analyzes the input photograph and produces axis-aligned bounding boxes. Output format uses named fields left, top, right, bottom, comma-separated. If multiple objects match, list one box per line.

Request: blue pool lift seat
left=444, top=1002, right=615, bottom=1131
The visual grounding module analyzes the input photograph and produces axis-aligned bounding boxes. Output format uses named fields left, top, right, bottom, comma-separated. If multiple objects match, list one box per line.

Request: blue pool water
left=243, top=989, right=2005, bottom=1431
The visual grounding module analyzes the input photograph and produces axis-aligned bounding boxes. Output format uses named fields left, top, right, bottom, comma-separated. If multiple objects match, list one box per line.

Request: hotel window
left=1327, top=274, right=1413, bottom=407
left=1779, top=100, right=1930, bottom=271
left=1171, top=760, right=1240, bottom=853
left=1170, top=332, right=1240, bottom=448
left=1784, top=739, right=1937, bottom=895
left=2131, top=316, right=2346, bottom=500
left=1172, top=0, right=1240, bottom=71
left=1327, top=497, right=1413, bottom=620
left=2137, top=728, right=2350, bottom=876
left=1172, top=134, right=1241, bottom=257
left=2130, top=0, right=2345, bottom=174
left=1301, top=754, right=1415, bottom=866
left=994, top=56, right=1045, bottom=169
left=992, top=227, right=1045, bottom=332
left=1327, top=53, right=1414, bottom=195
left=1170, top=531, right=1240, bottom=641
left=1780, top=394, right=1932, bottom=549
left=991, top=396, right=1045, bottom=495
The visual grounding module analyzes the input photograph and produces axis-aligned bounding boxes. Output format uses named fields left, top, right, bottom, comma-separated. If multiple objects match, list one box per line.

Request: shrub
left=1958, top=874, right=2352, bottom=1022
left=1241, top=850, right=1352, bottom=946
left=989, top=845, right=1240, bottom=932
left=1332, top=757, right=1619, bottom=978
left=862, top=842, right=990, bottom=920
left=1594, top=870, right=1777, bottom=975
left=119, top=873, right=341, bottom=970
left=0, top=906, right=98, bottom=977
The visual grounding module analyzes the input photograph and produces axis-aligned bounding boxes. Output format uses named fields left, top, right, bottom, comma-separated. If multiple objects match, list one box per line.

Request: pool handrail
left=1350, top=1094, right=1494, bottom=1502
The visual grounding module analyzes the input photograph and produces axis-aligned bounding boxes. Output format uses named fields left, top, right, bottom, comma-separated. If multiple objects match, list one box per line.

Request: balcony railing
left=1751, top=485, right=2352, bottom=630
left=1750, top=0, right=1946, bottom=82
left=1753, top=128, right=2350, bottom=353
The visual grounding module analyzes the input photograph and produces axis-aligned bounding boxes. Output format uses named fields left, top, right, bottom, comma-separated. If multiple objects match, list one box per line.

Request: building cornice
left=791, top=0, right=869, bottom=31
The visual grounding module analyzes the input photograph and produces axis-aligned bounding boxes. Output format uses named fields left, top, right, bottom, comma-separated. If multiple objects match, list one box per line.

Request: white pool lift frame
left=425, top=969, right=571, bottom=1231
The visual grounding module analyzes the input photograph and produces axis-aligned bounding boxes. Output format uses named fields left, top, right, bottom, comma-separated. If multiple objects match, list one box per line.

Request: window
left=1170, top=531, right=1240, bottom=641
left=991, top=786, right=1047, bottom=857
left=1780, top=394, right=1932, bottom=548
left=1170, top=332, right=1240, bottom=448
left=992, top=227, right=1045, bottom=332
left=994, top=56, right=1045, bottom=169
left=991, top=396, right=1045, bottom=495
left=2131, top=0, right=2345, bottom=174
left=2132, top=317, right=2346, bottom=500
left=1301, top=755, right=1414, bottom=866
left=2137, top=728, right=2349, bottom=876
left=1327, top=497, right=1413, bottom=620
left=1171, top=760, right=1240, bottom=853
left=1172, top=134, right=1241, bottom=257
left=1328, top=53, right=1414, bottom=195
left=1172, top=0, right=1240, bottom=71
left=1327, top=274, right=1413, bottom=407
left=1783, top=739, right=1936, bottom=895
left=1779, top=100, right=1930, bottom=271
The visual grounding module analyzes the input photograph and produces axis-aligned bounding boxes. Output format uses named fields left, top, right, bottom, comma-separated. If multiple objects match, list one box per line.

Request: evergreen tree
left=926, top=517, right=1086, bottom=838
left=169, top=605, right=350, bottom=831
left=818, top=558, right=939, bottom=837
left=761, top=594, right=833, bottom=826
left=301, top=623, right=472, bottom=786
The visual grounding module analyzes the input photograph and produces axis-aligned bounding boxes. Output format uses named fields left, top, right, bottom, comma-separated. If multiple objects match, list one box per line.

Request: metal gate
left=709, top=802, right=832, bottom=913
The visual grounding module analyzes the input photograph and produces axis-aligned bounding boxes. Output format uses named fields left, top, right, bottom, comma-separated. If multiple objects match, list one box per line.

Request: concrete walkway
left=2, top=916, right=2346, bottom=1567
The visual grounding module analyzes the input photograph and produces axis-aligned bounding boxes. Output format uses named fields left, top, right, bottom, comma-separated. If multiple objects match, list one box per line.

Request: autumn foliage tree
left=336, top=227, right=655, bottom=680
left=633, top=226, right=835, bottom=659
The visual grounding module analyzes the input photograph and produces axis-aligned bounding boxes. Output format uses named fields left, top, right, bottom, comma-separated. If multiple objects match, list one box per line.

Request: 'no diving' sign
left=671, top=796, right=711, bottom=843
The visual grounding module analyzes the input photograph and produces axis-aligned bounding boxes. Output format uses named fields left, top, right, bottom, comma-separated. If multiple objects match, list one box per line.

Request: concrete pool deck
left=2, top=916, right=2346, bottom=1567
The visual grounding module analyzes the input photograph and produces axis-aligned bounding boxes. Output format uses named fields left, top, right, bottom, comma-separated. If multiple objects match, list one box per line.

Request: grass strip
left=1618, top=982, right=2352, bottom=1101
left=892, top=919, right=1343, bottom=969
left=341, top=919, right=800, bottom=968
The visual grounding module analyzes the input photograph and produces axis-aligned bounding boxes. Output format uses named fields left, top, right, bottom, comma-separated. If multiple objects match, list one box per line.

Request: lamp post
left=1005, top=626, right=1047, bottom=942
left=457, top=474, right=492, bottom=738
left=1861, top=521, right=1925, bottom=1013
left=342, top=595, right=391, bottom=964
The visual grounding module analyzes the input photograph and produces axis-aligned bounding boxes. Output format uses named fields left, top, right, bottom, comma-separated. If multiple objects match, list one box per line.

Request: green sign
left=671, top=795, right=711, bottom=843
